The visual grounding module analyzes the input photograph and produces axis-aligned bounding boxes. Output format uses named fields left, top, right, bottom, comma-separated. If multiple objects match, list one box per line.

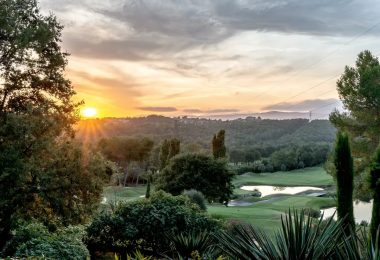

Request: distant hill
left=76, top=115, right=336, bottom=150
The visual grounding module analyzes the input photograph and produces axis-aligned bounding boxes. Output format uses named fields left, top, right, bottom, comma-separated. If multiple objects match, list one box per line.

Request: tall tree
left=159, top=139, right=170, bottom=170
left=334, top=131, right=354, bottom=232
left=330, top=50, right=380, bottom=199
left=159, top=138, right=180, bottom=170
left=0, top=0, right=99, bottom=248
left=369, top=145, right=380, bottom=241
left=212, top=130, right=226, bottom=159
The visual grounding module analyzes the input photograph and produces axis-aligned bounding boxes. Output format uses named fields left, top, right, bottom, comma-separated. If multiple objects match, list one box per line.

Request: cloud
left=137, top=106, right=178, bottom=112
left=183, top=109, right=203, bottom=113
left=41, top=0, right=380, bottom=62
left=263, top=98, right=342, bottom=112
left=207, top=109, right=241, bottom=113
left=182, top=108, right=240, bottom=114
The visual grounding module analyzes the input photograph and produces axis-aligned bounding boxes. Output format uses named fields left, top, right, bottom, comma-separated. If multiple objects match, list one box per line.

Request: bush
left=85, top=191, right=220, bottom=257
left=155, top=153, right=234, bottom=203
left=183, top=189, right=207, bottom=211
left=2, top=223, right=89, bottom=259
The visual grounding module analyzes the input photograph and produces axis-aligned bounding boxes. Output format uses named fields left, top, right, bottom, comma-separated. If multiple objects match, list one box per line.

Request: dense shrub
left=183, top=189, right=207, bottom=211
left=2, top=223, right=89, bottom=259
left=85, top=191, right=220, bottom=257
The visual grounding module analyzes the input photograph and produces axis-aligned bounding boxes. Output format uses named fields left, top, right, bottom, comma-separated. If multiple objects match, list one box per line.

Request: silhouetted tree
left=370, top=145, right=380, bottom=241
left=334, top=131, right=354, bottom=232
left=212, top=130, right=226, bottom=159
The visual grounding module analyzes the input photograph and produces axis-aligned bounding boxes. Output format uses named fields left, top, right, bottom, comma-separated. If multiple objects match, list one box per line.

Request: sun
left=81, top=107, right=97, bottom=118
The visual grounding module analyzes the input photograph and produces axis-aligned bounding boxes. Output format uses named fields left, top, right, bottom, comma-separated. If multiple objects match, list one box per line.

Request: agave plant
left=164, top=230, right=221, bottom=259
left=218, top=209, right=345, bottom=260
left=335, top=227, right=380, bottom=260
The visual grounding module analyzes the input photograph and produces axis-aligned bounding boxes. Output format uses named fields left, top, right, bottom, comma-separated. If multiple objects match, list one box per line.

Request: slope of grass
left=208, top=195, right=335, bottom=232
left=233, top=167, right=334, bottom=187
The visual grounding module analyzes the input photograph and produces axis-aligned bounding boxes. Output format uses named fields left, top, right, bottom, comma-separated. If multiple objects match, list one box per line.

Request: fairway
left=208, top=195, right=335, bottom=232
left=233, top=166, right=334, bottom=187
left=102, top=167, right=336, bottom=233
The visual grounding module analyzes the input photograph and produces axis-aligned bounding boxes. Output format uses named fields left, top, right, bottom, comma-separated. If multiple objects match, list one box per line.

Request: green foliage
left=85, top=191, right=220, bottom=257
left=145, top=175, right=151, bottom=199
left=98, top=137, right=154, bottom=185
left=159, top=138, right=180, bottom=170
left=2, top=223, right=89, bottom=259
left=155, top=153, right=234, bottom=203
left=77, top=117, right=335, bottom=152
left=330, top=51, right=380, bottom=199
left=167, top=230, right=217, bottom=259
left=0, top=0, right=113, bottom=250
left=334, top=131, right=355, bottom=231
left=212, top=130, right=226, bottom=159
left=369, top=145, right=380, bottom=241
left=218, top=210, right=345, bottom=260
left=183, top=190, right=207, bottom=211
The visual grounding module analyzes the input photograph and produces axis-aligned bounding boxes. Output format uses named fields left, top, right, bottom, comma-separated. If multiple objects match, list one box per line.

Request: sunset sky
left=40, top=0, right=380, bottom=118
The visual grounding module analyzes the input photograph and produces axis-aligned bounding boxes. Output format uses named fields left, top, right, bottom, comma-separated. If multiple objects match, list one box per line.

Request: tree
left=155, top=153, right=234, bottom=203
left=369, top=145, right=380, bottom=242
left=98, top=137, right=154, bottom=186
left=159, top=138, right=180, bottom=170
left=212, top=130, right=226, bottom=159
left=334, top=131, right=354, bottom=232
left=0, top=0, right=104, bottom=249
left=330, top=50, right=380, bottom=199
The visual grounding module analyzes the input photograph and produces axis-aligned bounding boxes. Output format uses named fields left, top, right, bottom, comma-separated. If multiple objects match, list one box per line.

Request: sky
left=40, top=0, right=380, bottom=119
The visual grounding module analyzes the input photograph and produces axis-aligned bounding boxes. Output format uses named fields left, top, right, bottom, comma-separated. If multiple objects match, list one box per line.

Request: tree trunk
left=123, top=164, right=129, bottom=187
left=135, top=173, right=140, bottom=186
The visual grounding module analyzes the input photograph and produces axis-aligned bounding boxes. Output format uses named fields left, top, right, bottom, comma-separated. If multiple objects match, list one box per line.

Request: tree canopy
left=0, top=0, right=110, bottom=249
left=155, top=153, right=234, bottom=203
left=330, top=50, right=380, bottom=199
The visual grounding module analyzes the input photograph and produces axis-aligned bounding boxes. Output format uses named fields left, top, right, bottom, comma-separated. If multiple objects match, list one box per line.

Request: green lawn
left=102, top=167, right=336, bottom=232
left=103, top=185, right=147, bottom=202
left=208, top=195, right=335, bottom=232
left=233, top=167, right=334, bottom=187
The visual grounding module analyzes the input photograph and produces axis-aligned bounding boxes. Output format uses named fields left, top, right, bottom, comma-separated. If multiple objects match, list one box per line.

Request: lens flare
left=81, top=107, right=97, bottom=118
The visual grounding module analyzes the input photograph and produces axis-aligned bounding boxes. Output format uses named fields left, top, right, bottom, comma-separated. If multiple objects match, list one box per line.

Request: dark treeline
left=76, top=116, right=335, bottom=149
left=231, top=143, right=330, bottom=173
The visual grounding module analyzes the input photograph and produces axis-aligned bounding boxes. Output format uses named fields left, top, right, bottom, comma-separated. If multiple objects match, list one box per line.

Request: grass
left=233, top=166, right=334, bottom=187
left=102, top=167, right=336, bottom=232
left=103, top=185, right=147, bottom=202
left=208, top=195, right=336, bottom=232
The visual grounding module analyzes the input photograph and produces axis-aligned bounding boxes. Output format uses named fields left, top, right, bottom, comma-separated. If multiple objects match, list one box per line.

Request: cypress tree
left=369, top=145, right=380, bottom=241
left=168, top=138, right=180, bottom=159
left=334, top=131, right=354, bottom=232
left=159, top=138, right=181, bottom=170
left=212, top=130, right=226, bottom=159
left=145, top=174, right=151, bottom=199
left=159, top=139, right=170, bottom=170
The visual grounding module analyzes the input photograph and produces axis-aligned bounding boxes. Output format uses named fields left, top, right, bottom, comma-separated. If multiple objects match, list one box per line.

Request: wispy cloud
left=137, top=106, right=178, bottom=112
left=263, top=98, right=342, bottom=112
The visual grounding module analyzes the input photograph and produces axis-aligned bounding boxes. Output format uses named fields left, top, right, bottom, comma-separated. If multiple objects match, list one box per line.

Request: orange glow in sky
left=39, top=0, right=377, bottom=119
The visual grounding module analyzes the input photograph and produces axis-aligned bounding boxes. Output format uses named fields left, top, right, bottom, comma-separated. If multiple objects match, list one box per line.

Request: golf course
left=103, top=166, right=336, bottom=232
